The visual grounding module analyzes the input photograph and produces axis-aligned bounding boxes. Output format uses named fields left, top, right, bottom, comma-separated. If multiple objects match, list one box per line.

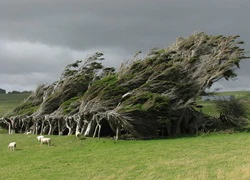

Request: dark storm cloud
left=0, top=0, right=250, bottom=91
left=1, top=0, right=249, bottom=50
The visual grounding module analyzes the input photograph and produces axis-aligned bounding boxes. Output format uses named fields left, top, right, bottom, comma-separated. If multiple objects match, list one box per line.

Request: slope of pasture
left=1, top=133, right=250, bottom=179
left=215, top=91, right=250, bottom=99
left=0, top=93, right=30, bottom=117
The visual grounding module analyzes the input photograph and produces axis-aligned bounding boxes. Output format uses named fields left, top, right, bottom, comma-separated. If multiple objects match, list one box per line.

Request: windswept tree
left=4, top=32, right=249, bottom=138
left=79, top=32, right=248, bottom=137
left=216, top=99, right=248, bottom=128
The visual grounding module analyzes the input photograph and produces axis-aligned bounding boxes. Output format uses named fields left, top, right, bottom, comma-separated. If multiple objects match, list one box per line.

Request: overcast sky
left=1, top=0, right=250, bottom=92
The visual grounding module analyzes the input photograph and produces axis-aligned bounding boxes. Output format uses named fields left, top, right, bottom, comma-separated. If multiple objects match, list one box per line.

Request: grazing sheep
left=40, top=137, right=51, bottom=146
left=8, top=142, right=16, bottom=151
left=37, top=135, right=44, bottom=141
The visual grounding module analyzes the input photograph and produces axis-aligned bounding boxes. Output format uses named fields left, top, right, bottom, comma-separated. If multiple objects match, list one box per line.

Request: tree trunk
left=58, top=120, right=63, bottom=136
left=30, top=124, right=35, bottom=134
left=6, top=122, right=11, bottom=134
left=40, top=121, right=44, bottom=135
left=35, top=122, right=39, bottom=135
left=115, top=124, right=121, bottom=140
left=174, top=109, right=187, bottom=135
left=84, top=120, right=96, bottom=137
left=42, top=125, right=48, bottom=134
left=98, top=124, right=102, bottom=138
left=93, top=124, right=98, bottom=138
left=66, top=120, right=72, bottom=136
left=93, top=123, right=101, bottom=138
left=81, top=121, right=88, bottom=135
left=48, top=122, right=52, bottom=135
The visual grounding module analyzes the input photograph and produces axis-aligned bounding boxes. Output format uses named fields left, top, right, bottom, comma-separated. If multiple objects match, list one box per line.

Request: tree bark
left=40, top=121, right=44, bottom=135
left=115, top=124, right=121, bottom=140
left=174, top=109, right=187, bottom=135
left=81, top=121, right=88, bottom=135
left=84, top=120, right=96, bottom=137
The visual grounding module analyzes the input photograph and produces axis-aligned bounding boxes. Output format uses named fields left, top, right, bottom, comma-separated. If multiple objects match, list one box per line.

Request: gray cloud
left=0, top=39, right=128, bottom=92
left=0, top=0, right=250, bottom=92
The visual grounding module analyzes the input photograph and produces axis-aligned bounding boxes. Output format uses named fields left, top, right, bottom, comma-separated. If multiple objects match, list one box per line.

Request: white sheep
left=8, top=142, right=16, bottom=151
left=40, top=137, right=51, bottom=146
left=37, top=135, right=44, bottom=141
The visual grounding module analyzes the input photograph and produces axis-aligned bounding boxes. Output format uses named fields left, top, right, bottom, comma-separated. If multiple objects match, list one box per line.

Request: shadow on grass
left=78, top=137, right=86, bottom=140
left=8, top=148, right=21, bottom=151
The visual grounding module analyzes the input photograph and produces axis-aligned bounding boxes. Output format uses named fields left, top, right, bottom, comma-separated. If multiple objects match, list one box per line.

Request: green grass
left=0, top=93, right=30, bottom=117
left=1, top=133, right=250, bottom=179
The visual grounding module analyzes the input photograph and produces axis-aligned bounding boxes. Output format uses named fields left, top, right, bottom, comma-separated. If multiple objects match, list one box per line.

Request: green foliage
left=97, top=76, right=130, bottom=100
left=63, top=69, right=77, bottom=77
left=91, top=74, right=118, bottom=87
left=123, top=103, right=144, bottom=111
left=0, top=88, right=6, bottom=94
left=84, top=75, right=123, bottom=100
left=11, top=101, right=39, bottom=116
left=61, top=96, right=81, bottom=114
left=189, top=56, right=200, bottom=63
left=216, top=99, right=248, bottom=118
left=121, top=92, right=169, bottom=118
left=223, top=70, right=237, bottom=80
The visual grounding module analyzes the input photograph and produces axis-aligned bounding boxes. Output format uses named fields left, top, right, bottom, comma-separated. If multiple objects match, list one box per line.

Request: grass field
left=1, top=133, right=250, bottom=179
left=1, top=91, right=250, bottom=179
left=0, top=93, right=30, bottom=117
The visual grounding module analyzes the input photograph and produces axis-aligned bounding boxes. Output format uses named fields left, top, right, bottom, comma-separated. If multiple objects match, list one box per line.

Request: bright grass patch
left=1, top=133, right=250, bottom=179
left=0, top=93, right=30, bottom=117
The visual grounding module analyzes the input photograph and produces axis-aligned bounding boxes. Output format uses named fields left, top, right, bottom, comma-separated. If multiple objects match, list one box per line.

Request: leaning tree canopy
left=79, top=32, right=248, bottom=137
left=6, top=32, right=248, bottom=138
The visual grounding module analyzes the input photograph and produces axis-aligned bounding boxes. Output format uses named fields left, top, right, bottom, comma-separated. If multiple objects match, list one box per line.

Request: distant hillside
left=213, top=91, right=250, bottom=99
left=0, top=93, right=31, bottom=117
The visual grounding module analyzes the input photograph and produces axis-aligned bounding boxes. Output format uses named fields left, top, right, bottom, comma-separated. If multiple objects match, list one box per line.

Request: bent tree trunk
left=58, top=119, right=63, bottom=136
left=81, top=121, right=88, bottom=135
left=84, top=120, right=96, bottom=137
left=115, top=124, right=121, bottom=140
left=93, top=122, right=102, bottom=138
left=6, top=121, right=11, bottom=134
left=65, top=118, right=73, bottom=135
left=174, top=108, right=187, bottom=135
left=48, top=121, right=52, bottom=135
left=40, top=121, right=45, bottom=135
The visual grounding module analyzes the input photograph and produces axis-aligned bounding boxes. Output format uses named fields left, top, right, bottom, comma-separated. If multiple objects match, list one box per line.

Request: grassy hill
left=0, top=93, right=31, bottom=117
left=1, top=133, right=250, bottom=179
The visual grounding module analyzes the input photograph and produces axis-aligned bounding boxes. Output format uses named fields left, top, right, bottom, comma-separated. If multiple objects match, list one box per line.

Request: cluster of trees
left=1, top=32, right=249, bottom=138
left=0, top=88, right=6, bottom=94
left=8, top=90, right=32, bottom=94
left=0, top=88, right=32, bottom=94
